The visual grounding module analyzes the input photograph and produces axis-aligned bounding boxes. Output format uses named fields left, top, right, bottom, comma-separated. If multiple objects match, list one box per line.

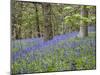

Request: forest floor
left=11, top=26, right=96, bottom=74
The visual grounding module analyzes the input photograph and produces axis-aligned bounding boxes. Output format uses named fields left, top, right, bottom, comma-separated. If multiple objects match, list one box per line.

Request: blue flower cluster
left=12, top=31, right=79, bottom=61
left=11, top=26, right=96, bottom=74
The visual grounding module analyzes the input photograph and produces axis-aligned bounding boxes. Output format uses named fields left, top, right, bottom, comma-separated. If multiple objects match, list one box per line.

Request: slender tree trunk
left=42, top=3, right=53, bottom=41
left=15, top=2, right=22, bottom=39
left=34, top=3, right=40, bottom=37
left=79, top=6, right=88, bottom=38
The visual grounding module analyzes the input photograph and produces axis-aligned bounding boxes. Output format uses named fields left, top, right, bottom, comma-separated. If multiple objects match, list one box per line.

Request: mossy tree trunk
left=34, top=3, right=41, bottom=37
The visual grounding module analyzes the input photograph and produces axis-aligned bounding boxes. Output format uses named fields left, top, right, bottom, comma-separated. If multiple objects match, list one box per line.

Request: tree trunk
left=34, top=3, right=40, bottom=37
left=79, top=6, right=88, bottom=38
left=15, top=2, right=23, bottom=39
left=42, top=3, right=53, bottom=41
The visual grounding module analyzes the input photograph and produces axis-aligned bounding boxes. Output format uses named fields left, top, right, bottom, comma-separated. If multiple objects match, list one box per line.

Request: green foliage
left=64, top=14, right=81, bottom=31
left=12, top=1, right=96, bottom=39
left=12, top=48, right=19, bottom=53
left=64, top=5, right=96, bottom=32
left=64, top=6, right=73, bottom=10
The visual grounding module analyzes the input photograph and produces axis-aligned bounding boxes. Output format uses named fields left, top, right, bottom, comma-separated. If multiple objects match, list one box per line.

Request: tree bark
left=34, top=3, right=41, bottom=37
left=42, top=3, right=53, bottom=41
left=79, top=6, right=88, bottom=38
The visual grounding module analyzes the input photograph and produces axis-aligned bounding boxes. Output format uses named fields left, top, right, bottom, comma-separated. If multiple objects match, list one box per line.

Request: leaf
left=64, top=6, right=73, bottom=10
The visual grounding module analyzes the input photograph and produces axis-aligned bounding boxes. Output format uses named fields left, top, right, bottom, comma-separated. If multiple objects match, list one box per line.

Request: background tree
left=42, top=3, right=53, bottom=41
left=34, top=3, right=40, bottom=37
left=11, top=1, right=96, bottom=41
